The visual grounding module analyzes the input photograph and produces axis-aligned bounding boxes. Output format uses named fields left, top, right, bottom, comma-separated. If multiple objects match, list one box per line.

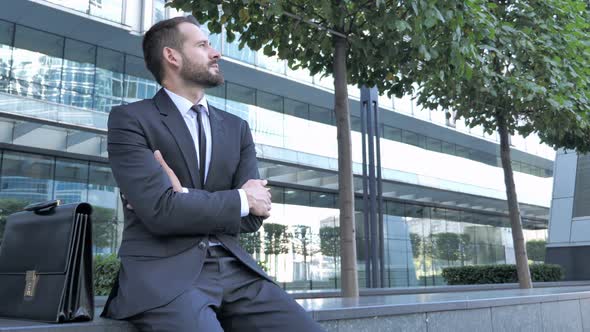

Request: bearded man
left=101, top=16, right=324, bottom=332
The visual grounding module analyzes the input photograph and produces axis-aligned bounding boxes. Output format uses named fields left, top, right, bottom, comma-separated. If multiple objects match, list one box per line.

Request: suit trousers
left=128, top=245, right=325, bottom=332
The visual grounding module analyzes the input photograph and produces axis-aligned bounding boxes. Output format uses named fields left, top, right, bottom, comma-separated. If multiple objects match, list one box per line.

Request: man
left=102, top=16, right=324, bottom=332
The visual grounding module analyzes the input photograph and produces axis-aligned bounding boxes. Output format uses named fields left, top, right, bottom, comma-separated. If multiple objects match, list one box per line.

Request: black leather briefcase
left=0, top=200, right=94, bottom=322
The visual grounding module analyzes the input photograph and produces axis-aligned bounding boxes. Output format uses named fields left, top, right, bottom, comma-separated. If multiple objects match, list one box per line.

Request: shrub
left=94, top=254, right=120, bottom=296
left=441, top=264, right=563, bottom=285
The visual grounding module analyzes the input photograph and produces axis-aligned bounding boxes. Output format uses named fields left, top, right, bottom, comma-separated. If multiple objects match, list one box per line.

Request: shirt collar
left=163, top=88, right=209, bottom=117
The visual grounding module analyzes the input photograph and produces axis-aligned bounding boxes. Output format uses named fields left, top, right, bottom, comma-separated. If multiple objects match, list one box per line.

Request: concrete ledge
left=5, top=285, right=590, bottom=331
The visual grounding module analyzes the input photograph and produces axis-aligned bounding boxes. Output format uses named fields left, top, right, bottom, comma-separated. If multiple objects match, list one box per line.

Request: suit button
left=197, top=241, right=207, bottom=250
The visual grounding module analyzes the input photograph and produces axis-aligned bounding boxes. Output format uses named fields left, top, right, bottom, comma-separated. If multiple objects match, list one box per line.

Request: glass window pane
left=442, top=141, right=455, bottom=155
left=309, top=105, right=333, bottom=125
left=62, top=39, right=96, bottom=101
left=14, top=25, right=64, bottom=59
left=0, top=151, right=54, bottom=204
left=351, top=115, right=361, bottom=132
left=386, top=201, right=405, bottom=217
left=0, top=20, right=13, bottom=45
left=574, top=154, right=590, bottom=217
left=153, top=0, right=166, bottom=23
left=269, top=186, right=284, bottom=204
left=257, top=90, right=283, bottom=113
left=124, top=55, right=158, bottom=103
left=226, top=82, right=255, bottom=105
left=403, top=130, right=420, bottom=147
left=12, top=26, right=64, bottom=101
left=88, top=163, right=120, bottom=254
left=426, top=137, right=442, bottom=152
left=95, top=47, right=124, bottom=111
left=383, top=126, right=402, bottom=142
left=284, top=98, right=308, bottom=119
left=206, top=84, right=225, bottom=99
left=0, top=21, right=14, bottom=94
left=310, top=191, right=335, bottom=208
left=54, top=158, right=89, bottom=204
left=284, top=188, right=310, bottom=206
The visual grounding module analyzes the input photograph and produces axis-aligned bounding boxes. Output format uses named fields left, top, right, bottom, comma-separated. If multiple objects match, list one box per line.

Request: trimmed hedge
left=94, top=254, right=120, bottom=296
left=442, top=264, right=564, bottom=285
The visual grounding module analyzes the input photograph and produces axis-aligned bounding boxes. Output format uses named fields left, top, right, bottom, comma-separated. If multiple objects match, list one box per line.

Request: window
left=573, top=154, right=590, bottom=217
left=153, top=0, right=166, bottom=24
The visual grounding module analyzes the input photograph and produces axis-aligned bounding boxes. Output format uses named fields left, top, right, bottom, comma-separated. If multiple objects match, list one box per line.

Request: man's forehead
left=179, top=22, right=209, bottom=42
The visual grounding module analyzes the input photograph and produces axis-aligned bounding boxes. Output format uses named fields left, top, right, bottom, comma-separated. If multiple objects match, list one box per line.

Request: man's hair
left=142, top=16, right=200, bottom=84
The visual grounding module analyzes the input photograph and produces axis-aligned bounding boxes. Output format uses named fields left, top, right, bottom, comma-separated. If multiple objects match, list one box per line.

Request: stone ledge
left=4, top=285, right=590, bottom=332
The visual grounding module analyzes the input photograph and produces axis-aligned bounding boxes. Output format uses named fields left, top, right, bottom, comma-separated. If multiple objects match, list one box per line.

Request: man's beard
left=180, top=54, right=224, bottom=88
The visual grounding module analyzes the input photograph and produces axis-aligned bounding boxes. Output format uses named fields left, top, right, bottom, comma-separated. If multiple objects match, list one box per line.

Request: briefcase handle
left=23, top=200, right=61, bottom=212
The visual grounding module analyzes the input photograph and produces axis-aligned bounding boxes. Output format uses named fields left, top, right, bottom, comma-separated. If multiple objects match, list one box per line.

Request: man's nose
left=211, top=48, right=221, bottom=59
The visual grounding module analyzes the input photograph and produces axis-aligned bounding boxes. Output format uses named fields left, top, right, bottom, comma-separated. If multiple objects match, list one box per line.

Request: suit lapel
left=205, top=104, right=225, bottom=188
left=154, top=89, right=201, bottom=188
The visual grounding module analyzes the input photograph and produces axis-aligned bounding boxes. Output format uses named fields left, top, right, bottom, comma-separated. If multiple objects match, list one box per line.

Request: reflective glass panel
left=54, top=158, right=89, bottom=204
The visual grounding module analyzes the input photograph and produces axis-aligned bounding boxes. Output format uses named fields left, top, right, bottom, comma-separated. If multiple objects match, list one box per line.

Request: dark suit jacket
left=102, top=89, right=270, bottom=319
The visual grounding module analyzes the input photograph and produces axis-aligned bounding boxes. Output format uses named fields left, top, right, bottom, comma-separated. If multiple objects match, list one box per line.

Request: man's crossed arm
left=123, top=150, right=271, bottom=222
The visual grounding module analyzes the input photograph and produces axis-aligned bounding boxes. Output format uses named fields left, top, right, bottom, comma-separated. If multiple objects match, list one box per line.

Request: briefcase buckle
left=24, top=270, right=39, bottom=299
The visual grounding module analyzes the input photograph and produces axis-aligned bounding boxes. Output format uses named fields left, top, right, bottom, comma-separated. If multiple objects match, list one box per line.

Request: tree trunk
left=333, top=35, right=359, bottom=297
left=497, top=114, right=532, bottom=289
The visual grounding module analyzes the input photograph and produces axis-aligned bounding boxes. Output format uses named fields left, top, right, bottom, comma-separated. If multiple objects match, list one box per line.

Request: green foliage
left=263, top=223, right=291, bottom=255
left=442, top=264, right=563, bottom=285
left=92, top=206, right=119, bottom=251
left=526, top=240, right=547, bottom=263
left=320, top=226, right=340, bottom=258
left=415, top=0, right=590, bottom=152
left=0, top=199, right=29, bottom=246
left=93, top=254, right=120, bottom=296
left=168, top=0, right=461, bottom=96
left=256, top=259, right=269, bottom=272
left=239, top=231, right=262, bottom=255
left=292, top=225, right=319, bottom=257
left=409, top=232, right=422, bottom=257
left=432, top=232, right=473, bottom=265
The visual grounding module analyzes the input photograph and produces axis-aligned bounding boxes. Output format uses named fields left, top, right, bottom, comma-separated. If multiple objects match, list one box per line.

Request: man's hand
left=123, top=150, right=181, bottom=210
left=154, top=150, right=182, bottom=192
left=241, top=179, right=271, bottom=218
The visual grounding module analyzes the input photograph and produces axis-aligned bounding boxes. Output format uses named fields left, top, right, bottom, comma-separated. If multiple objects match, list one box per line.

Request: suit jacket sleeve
left=231, top=120, right=265, bottom=234
left=107, top=106, right=242, bottom=236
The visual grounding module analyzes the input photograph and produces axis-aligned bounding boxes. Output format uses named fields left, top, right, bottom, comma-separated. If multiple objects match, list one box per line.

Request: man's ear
left=163, top=47, right=181, bottom=70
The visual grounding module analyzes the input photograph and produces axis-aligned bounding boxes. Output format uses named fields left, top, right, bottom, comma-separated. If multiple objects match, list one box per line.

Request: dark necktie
left=191, top=104, right=207, bottom=187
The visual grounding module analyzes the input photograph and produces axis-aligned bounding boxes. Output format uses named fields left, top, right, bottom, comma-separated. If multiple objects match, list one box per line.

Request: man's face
left=177, top=22, right=223, bottom=88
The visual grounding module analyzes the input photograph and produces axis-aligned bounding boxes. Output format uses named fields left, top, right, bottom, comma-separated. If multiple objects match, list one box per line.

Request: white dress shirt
left=164, top=88, right=249, bottom=218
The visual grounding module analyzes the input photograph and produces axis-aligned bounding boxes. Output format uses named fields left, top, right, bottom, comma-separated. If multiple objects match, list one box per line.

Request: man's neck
left=163, top=81, right=204, bottom=104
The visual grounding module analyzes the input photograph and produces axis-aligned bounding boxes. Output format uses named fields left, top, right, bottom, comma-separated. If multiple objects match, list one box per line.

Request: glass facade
left=0, top=16, right=552, bottom=291
left=0, top=148, right=548, bottom=290
left=0, top=149, right=120, bottom=254
left=0, top=19, right=550, bottom=177
left=0, top=19, right=158, bottom=114
left=44, top=0, right=125, bottom=24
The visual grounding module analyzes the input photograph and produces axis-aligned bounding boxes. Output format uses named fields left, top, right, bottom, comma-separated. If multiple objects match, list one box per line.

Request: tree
left=320, top=225, right=340, bottom=282
left=170, top=0, right=461, bottom=296
left=414, top=1, right=590, bottom=288
left=92, top=206, right=119, bottom=253
left=526, top=240, right=546, bottom=263
left=409, top=232, right=422, bottom=259
left=239, top=231, right=262, bottom=257
left=263, top=223, right=291, bottom=277
left=291, top=225, right=320, bottom=280
left=432, top=232, right=473, bottom=266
